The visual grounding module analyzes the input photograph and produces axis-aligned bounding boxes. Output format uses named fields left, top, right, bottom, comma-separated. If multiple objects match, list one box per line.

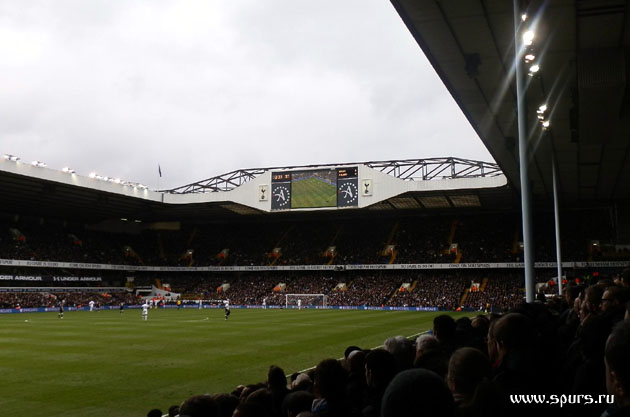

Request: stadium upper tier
left=0, top=156, right=508, bottom=221
left=1, top=210, right=627, bottom=269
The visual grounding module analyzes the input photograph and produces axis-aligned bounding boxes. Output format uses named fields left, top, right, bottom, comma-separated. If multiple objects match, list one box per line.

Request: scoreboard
left=271, top=167, right=359, bottom=211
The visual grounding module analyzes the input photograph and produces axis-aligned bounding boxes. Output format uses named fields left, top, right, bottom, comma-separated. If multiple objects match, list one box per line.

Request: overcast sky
left=1, top=0, right=493, bottom=190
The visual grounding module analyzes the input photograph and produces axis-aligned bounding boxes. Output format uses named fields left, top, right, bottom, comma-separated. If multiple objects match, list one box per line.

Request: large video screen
left=291, top=169, right=337, bottom=209
left=270, top=167, right=358, bottom=211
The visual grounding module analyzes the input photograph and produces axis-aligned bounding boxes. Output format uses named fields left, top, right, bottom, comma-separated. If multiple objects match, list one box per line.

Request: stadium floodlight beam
left=89, top=172, right=97, bottom=179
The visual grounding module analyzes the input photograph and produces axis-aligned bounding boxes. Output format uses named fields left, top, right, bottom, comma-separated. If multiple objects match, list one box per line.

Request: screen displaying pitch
left=270, top=167, right=358, bottom=211
left=290, top=169, right=337, bottom=209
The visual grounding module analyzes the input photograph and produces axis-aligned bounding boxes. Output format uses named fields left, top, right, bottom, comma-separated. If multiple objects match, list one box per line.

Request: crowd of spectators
left=1, top=270, right=619, bottom=313
left=1, top=209, right=624, bottom=269
left=0, top=291, right=137, bottom=309
left=140, top=270, right=630, bottom=417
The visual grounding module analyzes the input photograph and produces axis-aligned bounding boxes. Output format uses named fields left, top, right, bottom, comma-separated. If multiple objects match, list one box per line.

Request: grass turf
left=0, top=308, right=471, bottom=417
left=291, top=177, right=337, bottom=208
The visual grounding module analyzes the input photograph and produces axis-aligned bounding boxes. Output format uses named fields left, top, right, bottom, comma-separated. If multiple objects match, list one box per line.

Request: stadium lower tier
left=0, top=269, right=612, bottom=311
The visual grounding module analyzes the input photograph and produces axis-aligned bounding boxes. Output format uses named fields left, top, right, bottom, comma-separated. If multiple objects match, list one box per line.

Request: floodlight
left=89, top=172, right=97, bottom=179
left=61, top=167, right=76, bottom=174
left=525, top=54, right=536, bottom=63
left=3, top=154, right=20, bottom=161
left=528, top=64, right=540, bottom=75
left=521, top=14, right=528, bottom=22
left=523, top=30, right=534, bottom=46
left=542, top=120, right=550, bottom=128
left=537, top=104, right=547, bottom=113
left=31, top=160, right=47, bottom=167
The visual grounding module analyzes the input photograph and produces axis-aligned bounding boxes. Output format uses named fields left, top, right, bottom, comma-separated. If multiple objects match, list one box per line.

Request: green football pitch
left=291, top=177, right=337, bottom=208
left=0, top=308, right=471, bottom=417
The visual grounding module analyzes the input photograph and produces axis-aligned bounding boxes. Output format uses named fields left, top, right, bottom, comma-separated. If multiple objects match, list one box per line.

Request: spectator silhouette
left=363, top=349, right=397, bottom=417
left=603, top=321, right=630, bottom=416
left=447, top=347, right=505, bottom=417
left=179, top=394, right=218, bottom=417
left=311, top=359, right=351, bottom=417
left=381, top=368, right=455, bottom=417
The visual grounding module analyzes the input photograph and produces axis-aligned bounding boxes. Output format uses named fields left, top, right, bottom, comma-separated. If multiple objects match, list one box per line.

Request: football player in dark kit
left=119, top=302, right=124, bottom=314
left=58, top=300, right=64, bottom=319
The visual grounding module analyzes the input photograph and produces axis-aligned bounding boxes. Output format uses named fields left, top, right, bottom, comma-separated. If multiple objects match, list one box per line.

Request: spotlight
left=528, top=64, right=540, bottom=75
left=62, top=167, right=76, bottom=174
left=523, top=30, right=535, bottom=46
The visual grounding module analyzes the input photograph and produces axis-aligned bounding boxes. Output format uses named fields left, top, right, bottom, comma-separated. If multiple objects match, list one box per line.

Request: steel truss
left=162, top=157, right=501, bottom=194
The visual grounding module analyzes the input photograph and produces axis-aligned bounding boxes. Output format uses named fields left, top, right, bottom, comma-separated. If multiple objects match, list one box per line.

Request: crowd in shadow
left=0, top=210, right=620, bottom=268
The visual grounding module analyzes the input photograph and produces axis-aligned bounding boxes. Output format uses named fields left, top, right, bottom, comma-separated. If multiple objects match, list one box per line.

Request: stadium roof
left=391, top=0, right=630, bottom=205
left=0, top=157, right=511, bottom=223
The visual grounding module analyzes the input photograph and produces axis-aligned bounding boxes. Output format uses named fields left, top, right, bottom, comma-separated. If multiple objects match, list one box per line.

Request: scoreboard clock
left=337, top=167, right=359, bottom=208
left=271, top=173, right=291, bottom=210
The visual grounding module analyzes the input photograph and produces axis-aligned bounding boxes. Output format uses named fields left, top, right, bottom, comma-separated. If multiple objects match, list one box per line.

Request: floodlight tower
left=513, top=0, right=535, bottom=302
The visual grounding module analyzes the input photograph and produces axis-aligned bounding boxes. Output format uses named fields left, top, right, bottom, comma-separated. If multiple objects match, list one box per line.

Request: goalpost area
left=285, top=293, right=327, bottom=308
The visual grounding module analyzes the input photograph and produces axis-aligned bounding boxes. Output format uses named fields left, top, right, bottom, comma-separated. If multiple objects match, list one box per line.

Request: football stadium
left=2, top=1, right=630, bottom=417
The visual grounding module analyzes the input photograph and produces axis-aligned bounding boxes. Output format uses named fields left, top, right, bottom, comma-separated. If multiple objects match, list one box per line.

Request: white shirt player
left=142, top=302, right=149, bottom=320
left=262, top=298, right=267, bottom=309
left=297, top=299, right=302, bottom=310
left=224, top=299, right=231, bottom=320
left=89, top=300, right=95, bottom=311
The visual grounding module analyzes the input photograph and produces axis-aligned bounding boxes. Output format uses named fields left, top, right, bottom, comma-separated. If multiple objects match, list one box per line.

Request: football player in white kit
left=297, top=299, right=302, bottom=310
left=142, top=301, right=149, bottom=321
left=89, top=300, right=95, bottom=311
left=224, top=299, right=230, bottom=320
